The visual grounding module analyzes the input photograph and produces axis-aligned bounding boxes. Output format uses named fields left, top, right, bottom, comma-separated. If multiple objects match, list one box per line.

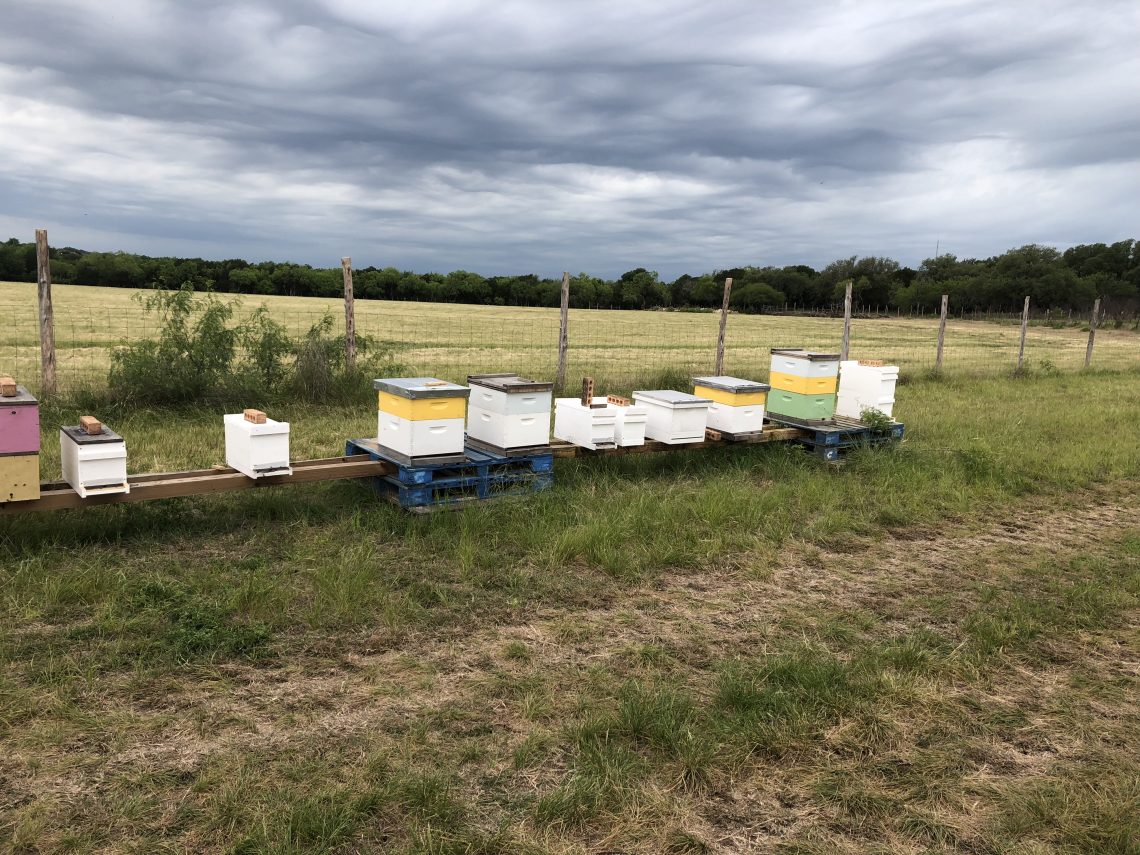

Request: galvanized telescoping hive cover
left=634, top=390, right=711, bottom=408
left=2, top=386, right=39, bottom=406
left=372, top=378, right=470, bottom=399
left=769, top=348, right=841, bottom=361
left=692, top=376, right=771, bottom=393
left=60, top=425, right=124, bottom=445
left=466, top=373, right=554, bottom=393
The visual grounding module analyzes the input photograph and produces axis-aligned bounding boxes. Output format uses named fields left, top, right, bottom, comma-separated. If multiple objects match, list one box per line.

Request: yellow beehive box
left=0, top=452, right=40, bottom=502
left=377, top=390, right=466, bottom=420
left=768, top=371, right=838, bottom=395
left=692, top=376, right=770, bottom=407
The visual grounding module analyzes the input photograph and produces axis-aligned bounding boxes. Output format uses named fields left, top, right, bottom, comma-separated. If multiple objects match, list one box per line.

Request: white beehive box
left=632, top=390, right=710, bottom=444
left=770, top=349, right=841, bottom=378
left=554, top=398, right=617, bottom=450
left=595, top=397, right=648, bottom=447
left=224, top=412, right=292, bottom=479
left=836, top=360, right=899, bottom=419
left=466, top=374, right=553, bottom=451
left=379, top=414, right=467, bottom=459
left=60, top=420, right=130, bottom=498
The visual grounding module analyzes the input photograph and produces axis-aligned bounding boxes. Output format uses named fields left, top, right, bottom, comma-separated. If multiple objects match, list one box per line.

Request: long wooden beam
left=2, top=428, right=813, bottom=515
left=1, top=455, right=393, bottom=515
left=548, top=427, right=806, bottom=458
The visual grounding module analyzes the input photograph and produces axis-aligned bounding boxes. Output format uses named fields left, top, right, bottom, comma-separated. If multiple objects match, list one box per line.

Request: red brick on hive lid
left=243, top=408, right=267, bottom=424
left=79, top=415, right=103, bottom=435
left=858, top=359, right=885, bottom=366
left=0, top=376, right=17, bottom=397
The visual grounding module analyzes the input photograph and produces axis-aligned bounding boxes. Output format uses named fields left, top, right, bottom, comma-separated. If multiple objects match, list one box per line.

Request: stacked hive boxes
left=224, top=409, right=292, bottom=478
left=60, top=416, right=130, bottom=498
left=692, top=376, right=770, bottom=435
left=375, top=378, right=470, bottom=464
left=466, top=373, right=553, bottom=453
left=0, top=378, right=40, bottom=502
left=632, top=390, right=710, bottom=444
left=766, top=349, right=840, bottom=422
left=836, top=361, right=899, bottom=420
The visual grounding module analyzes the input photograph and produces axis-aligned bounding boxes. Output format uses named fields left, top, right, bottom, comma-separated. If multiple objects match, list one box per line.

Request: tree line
left=2, top=237, right=1138, bottom=314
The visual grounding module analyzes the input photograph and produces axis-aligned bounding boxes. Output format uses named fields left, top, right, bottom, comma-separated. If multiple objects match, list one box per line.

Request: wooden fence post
left=35, top=229, right=57, bottom=397
left=341, top=257, right=356, bottom=370
left=556, top=271, right=570, bottom=389
left=935, top=294, right=948, bottom=371
left=715, top=276, right=733, bottom=374
left=1085, top=297, right=1100, bottom=368
left=840, top=279, right=853, bottom=361
left=1017, top=295, right=1030, bottom=371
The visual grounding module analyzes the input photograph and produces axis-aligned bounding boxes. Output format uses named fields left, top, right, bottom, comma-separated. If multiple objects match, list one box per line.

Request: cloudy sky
left=1, top=0, right=1138, bottom=277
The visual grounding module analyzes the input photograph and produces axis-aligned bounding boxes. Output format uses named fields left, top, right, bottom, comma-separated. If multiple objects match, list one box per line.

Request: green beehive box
left=766, top=390, right=837, bottom=421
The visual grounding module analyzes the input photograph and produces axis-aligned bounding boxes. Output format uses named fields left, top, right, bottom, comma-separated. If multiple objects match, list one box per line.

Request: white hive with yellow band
left=375, top=377, right=470, bottom=464
left=692, top=376, right=770, bottom=435
left=766, top=349, right=840, bottom=422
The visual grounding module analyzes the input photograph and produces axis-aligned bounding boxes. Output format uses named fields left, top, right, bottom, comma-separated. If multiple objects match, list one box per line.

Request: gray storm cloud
left=1, top=0, right=1138, bottom=276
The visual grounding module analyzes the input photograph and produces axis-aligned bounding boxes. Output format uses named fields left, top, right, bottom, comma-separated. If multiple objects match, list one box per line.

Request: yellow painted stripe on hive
left=378, top=391, right=466, bottom=420
left=0, top=452, right=41, bottom=502
left=693, top=386, right=768, bottom=407
left=768, top=371, right=837, bottom=395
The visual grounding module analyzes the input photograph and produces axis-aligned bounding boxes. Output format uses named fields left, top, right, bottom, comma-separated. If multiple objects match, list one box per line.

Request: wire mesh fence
left=2, top=281, right=1138, bottom=395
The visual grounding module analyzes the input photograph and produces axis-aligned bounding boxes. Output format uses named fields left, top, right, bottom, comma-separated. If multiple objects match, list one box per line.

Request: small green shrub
left=859, top=407, right=893, bottom=432
left=107, top=286, right=403, bottom=405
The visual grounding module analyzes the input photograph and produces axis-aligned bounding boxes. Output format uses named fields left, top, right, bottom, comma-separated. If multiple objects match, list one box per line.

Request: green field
left=3, top=282, right=1137, bottom=393
left=1, top=368, right=1138, bottom=852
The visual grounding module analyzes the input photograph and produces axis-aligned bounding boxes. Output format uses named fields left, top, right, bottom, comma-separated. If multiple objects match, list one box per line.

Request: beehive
left=767, top=349, right=840, bottom=422
left=0, top=380, right=41, bottom=502
left=374, top=378, right=469, bottom=464
left=632, top=390, right=710, bottom=444
left=466, top=374, right=553, bottom=452
left=692, top=376, right=770, bottom=435
left=224, top=410, right=292, bottom=478
left=597, top=397, right=648, bottom=447
left=554, top=398, right=617, bottom=450
left=835, top=360, right=899, bottom=420
left=60, top=419, right=130, bottom=498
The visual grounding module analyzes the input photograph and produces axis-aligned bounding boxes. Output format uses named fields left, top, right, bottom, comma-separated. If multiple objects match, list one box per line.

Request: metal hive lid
left=770, top=348, right=841, bottom=361
left=692, top=375, right=771, bottom=393
left=61, top=425, right=124, bottom=445
left=634, top=390, right=711, bottom=408
left=467, top=373, right=554, bottom=393
left=1, top=386, right=38, bottom=406
left=372, top=377, right=470, bottom=399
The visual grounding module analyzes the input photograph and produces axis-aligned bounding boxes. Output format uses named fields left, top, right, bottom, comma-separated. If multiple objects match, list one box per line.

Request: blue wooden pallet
left=764, top=415, right=904, bottom=462
left=346, top=438, right=554, bottom=511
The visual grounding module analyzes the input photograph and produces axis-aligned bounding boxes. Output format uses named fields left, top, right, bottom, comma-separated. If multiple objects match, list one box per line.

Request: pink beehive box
left=0, top=383, right=40, bottom=455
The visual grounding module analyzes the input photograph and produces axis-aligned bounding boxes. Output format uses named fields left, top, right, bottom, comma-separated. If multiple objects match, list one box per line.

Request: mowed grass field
left=3, top=281, right=1138, bottom=392
left=1, top=369, right=1138, bottom=853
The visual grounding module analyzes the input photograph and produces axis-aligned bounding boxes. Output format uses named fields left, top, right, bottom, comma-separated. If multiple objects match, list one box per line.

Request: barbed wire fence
left=3, top=265, right=1138, bottom=398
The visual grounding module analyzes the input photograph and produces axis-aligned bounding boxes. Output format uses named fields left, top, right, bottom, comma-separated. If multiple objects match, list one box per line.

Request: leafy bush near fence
left=108, top=286, right=403, bottom=405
